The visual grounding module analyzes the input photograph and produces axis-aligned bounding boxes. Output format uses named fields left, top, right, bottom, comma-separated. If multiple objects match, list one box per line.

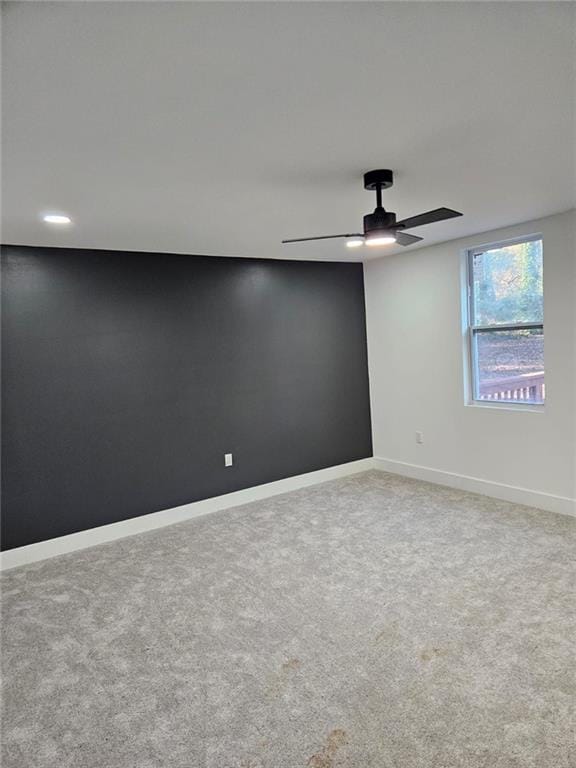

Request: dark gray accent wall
left=1, top=245, right=372, bottom=550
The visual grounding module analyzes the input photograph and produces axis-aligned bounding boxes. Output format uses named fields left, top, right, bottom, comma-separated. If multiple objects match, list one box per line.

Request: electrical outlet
left=415, top=431, right=424, bottom=445
left=224, top=453, right=233, bottom=467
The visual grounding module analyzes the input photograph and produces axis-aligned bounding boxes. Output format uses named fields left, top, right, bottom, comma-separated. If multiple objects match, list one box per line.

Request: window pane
left=472, top=239, right=543, bottom=325
left=474, top=328, right=544, bottom=403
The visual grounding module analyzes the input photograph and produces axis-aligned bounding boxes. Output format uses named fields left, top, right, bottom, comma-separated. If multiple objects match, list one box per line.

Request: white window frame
left=464, top=233, right=544, bottom=410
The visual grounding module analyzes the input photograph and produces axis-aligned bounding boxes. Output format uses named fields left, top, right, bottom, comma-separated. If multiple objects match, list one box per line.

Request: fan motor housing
left=363, top=208, right=397, bottom=236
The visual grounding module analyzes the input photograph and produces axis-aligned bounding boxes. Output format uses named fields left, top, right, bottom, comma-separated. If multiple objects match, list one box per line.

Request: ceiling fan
left=282, top=170, right=462, bottom=249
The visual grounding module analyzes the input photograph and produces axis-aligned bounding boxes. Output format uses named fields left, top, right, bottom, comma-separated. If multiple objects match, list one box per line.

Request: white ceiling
left=2, top=1, right=575, bottom=262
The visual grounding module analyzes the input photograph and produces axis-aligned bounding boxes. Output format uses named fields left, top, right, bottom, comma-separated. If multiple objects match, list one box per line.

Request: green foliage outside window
left=472, top=239, right=543, bottom=326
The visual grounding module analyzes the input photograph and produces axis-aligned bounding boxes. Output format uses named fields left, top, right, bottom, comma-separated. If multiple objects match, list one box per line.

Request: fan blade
left=282, top=233, right=362, bottom=244
left=396, top=207, right=462, bottom=230
left=395, top=231, right=423, bottom=246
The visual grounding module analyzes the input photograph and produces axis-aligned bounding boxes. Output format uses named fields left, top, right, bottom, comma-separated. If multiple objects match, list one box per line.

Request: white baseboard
left=0, top=458, right=375, bottom=571
left=4, top=455, right=573, bottom=571
left=373, top=457, right=576, bottom=518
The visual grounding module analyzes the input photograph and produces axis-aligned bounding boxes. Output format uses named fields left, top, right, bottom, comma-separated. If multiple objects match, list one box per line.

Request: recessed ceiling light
left=346, top=237, right=364, bottom=248
left=43, top=214, right=72, bottom=225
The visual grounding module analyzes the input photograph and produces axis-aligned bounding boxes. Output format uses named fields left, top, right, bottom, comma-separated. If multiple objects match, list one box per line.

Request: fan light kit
left=282, top=169, right=462, bottom=249
left=43, top=214, right=72, bottom=225
left=366, top=235, right=397, bottom=246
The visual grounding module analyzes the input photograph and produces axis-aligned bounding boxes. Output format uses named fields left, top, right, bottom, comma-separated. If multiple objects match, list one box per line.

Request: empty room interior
left=1, top=2, right=575, bottom=766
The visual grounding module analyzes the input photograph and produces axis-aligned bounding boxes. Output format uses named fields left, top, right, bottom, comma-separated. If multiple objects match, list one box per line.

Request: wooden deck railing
left=478, top=371, right=545, bottom=403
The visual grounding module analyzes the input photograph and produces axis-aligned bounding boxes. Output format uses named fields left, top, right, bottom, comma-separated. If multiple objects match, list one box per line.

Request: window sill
left=465, top=400, right=545, bottom=414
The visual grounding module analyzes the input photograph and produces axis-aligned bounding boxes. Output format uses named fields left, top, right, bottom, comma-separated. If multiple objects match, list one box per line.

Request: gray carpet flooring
left=2, top=471, right=575, bottom=768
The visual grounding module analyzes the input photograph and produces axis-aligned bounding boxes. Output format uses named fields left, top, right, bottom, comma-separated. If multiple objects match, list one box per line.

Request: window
left=466, top=235, right=544, bottom=406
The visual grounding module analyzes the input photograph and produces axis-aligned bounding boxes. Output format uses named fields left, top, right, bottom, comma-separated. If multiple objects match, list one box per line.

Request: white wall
left=364, top=210, right=575, bottom=507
